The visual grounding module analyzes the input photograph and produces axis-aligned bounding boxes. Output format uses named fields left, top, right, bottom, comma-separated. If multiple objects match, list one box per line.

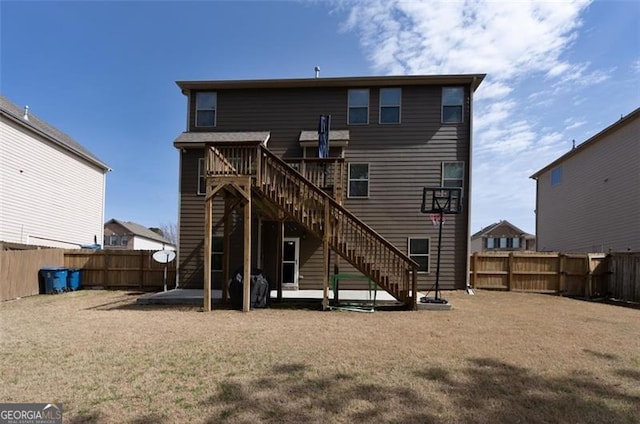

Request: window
left=442, top=162, right=464, bottom=188
left=380, top=88, right=401, bottom=124
left=500, top=237, right=508, bottom=248
left=442, top=87, right=464, bottom=123
left=409, top=238, right=430, bottom=273
left=198, top=158, right=205, bottom=195
left=512, top=237, right=520, bottom=249
left=120, top=236, right=128, bottom=246
left=195, top=92, right=216, bottom=127
left=486, top=238, right=495, bottom=249
left=212, top=236, right=223, bottom=285
left=551, top=166, right=562, bottom=186
left=348, top=163, right=369, bottom=198
left=348, top=89, right=369, bottom=125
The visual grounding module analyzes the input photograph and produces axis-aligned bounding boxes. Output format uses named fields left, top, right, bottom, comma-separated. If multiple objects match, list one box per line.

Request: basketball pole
left=434, top=208, right=444, bottom=301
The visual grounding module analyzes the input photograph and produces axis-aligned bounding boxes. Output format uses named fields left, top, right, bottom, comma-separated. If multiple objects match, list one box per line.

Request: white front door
left=282, top=237, right=299, bottom=286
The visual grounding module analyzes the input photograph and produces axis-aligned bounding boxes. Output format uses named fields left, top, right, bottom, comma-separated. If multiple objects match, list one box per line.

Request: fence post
left=558, top=254, right=566, bottom=294
left=472, top=252, right=478, bottom=288
left=140, top=250, right=145, bottom=290
left=507, top=253, right=513, bottom=291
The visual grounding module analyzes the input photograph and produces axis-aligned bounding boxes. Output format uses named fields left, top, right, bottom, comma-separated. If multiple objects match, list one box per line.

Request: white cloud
left=340, top=0, right=599, bottom=232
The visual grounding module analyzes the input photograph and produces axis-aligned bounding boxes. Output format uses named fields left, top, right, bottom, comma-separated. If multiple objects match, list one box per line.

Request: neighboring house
left=470, top=220, right=536, bottom=253
left=530, top=107, right=640, bottom=253
left=0, top=95, right=110, bottom=249
left=173, top=74, right=484, bottom=309
left=104, top=219, right=175, bottom=251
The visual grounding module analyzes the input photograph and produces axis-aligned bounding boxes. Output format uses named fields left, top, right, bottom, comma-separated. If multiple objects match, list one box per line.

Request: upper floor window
left=409, top=238, right=430, bottom=273
left=348, top=89, right=369, bottom=125
left=551, top=166, right=562, bottom=186
left=196, top=92, right=216, bottom=127
left=442, top=87, right=464, bottom=123
left=348, top=163, right=369, bottom=198
left=442, top=162, right=464, bottom=188
left=379, top=88, right=401, bottom=124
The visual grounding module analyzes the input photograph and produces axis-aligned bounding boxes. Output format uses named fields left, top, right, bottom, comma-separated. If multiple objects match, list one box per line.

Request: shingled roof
left=106, top=219, right=174, bottom=246
left=0, top=95, right=110, bottom=171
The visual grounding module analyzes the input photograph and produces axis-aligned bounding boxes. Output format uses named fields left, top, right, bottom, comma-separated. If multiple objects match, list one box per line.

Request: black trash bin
left=228, top=268, right=269, bottom=310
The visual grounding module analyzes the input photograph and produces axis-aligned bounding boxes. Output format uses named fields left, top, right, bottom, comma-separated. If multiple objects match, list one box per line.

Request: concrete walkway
left=137, top=288, right=397, bottom=305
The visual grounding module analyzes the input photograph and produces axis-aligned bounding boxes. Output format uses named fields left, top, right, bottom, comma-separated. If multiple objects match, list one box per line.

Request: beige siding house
left=0, top=95, right=110, bottom=249
left=173, top=74, right=484, bottom=308
left=104, top=218, right=175, bottom=250
left=530, top=107, right=639, bottom=253
left=470, top=220, right=535, bottom=253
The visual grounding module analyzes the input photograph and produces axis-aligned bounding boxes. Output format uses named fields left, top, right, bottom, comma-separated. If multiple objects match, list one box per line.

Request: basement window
left=408, top=238, right=430, bottom=273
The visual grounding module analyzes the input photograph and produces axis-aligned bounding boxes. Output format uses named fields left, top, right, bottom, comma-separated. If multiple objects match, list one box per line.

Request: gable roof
left=105, top=219, right=174, bottom=246
left=177, top=74, right=485, bottom=93
left=0, top=95, right=110, bottom=171
left=530, top=107, right=639, bottom=179
left=471, top=220, right=534, bottom=239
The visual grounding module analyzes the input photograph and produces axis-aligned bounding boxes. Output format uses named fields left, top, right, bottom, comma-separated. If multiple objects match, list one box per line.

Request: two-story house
left=470, top=220, right=536, bottom=253
left=530, top=107, right=639, bottom=253
left=173, top=74, right=484, bottom=310
left=0, top=95, right=110, bottom=249
left=104, top=218, right=176, bottom=250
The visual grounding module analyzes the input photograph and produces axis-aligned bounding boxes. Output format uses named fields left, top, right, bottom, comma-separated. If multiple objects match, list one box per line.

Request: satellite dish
left=153, top=250, right=176, bottom=264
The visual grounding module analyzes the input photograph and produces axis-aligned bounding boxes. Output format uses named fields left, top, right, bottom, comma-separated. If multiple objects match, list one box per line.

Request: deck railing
left=205, top=144, right=417, bottom=307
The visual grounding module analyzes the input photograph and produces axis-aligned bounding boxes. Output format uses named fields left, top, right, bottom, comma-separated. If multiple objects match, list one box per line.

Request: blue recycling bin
left=40, top=267, right=68, bottom=294
left=67, top=268, right=82, bottom=291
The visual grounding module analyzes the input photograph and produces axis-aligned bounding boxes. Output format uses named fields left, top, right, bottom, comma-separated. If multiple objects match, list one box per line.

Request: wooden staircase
left=205, top=143, right=418, bottom=308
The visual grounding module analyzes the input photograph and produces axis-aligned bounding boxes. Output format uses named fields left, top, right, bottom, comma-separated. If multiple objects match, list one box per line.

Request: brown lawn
left=0, top=290, right=638, bottom=423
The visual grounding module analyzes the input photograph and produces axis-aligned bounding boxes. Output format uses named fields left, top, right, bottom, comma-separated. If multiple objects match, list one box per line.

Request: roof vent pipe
left=314, top=66, right=320, bottom=78
left=23, top=105, right=29, bottom=121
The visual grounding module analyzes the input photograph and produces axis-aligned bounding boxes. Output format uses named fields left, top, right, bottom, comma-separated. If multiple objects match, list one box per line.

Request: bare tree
left=159, top=222, right=177, bottom=246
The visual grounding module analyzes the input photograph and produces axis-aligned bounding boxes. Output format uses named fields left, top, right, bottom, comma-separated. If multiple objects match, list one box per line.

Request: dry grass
left=0, top=290, right=639, bottom=423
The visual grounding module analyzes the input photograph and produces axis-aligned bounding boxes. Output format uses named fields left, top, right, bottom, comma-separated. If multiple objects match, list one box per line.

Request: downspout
left=465, top=79, right=476, bottom=290
left=175, top=148, right=183, bottom=288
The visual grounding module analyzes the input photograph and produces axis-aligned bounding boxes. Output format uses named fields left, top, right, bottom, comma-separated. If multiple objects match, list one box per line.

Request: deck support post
left=276, top=218, right=284, bottom=303
left=322, top=198, right=331, bottom=310
left=242, top=190, right=252, bottom=312
left=203, top=193, right=213, bottom=312
left=222, top=195, right=232, bottom=303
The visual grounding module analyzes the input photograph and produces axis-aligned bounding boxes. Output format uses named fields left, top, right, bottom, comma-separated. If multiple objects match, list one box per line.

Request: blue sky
left=1, top=0, right=638, bottom=235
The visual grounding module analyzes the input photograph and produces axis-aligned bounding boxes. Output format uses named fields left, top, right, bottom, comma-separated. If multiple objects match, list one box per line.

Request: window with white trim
left=195, top=92, right=216, bottom=127
left=120, top=236, right=128, bottom=246
left=409, top=238, right=430, bottom=273
left=348, top=163, right=369, bottom=198
left=551, top=166, right=562, bottom=186
left=379, top=88, right=401, bottom=124
left=348, top=89, right=369, bottom=125
left=198, top=158, right=205, bottom=195
left=442, top=87, right=464, bottom=123
left=442, top=162, right=464, bottom=189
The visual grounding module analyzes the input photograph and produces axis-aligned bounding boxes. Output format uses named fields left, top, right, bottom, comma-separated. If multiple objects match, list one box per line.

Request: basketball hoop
left=430, top=213, right=446, bottom=227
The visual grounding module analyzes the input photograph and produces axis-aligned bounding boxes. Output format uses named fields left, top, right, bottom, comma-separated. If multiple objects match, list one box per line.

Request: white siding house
left=530, top=108, right=639, bottom=253
left=0, top=95, right=110, bottom=249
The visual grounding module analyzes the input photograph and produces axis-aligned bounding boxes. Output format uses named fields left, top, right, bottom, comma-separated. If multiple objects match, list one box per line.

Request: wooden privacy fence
left=64, top=250, right=176, bottom=290
left=0, top=248, right=64, bottom=301
left=607, top=252, right=640, bottom=302
left=470, top=252, right=608, bottom=297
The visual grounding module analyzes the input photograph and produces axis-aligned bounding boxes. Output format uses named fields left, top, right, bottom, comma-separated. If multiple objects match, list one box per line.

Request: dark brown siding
left=179, top=84, right=472, bottom=290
